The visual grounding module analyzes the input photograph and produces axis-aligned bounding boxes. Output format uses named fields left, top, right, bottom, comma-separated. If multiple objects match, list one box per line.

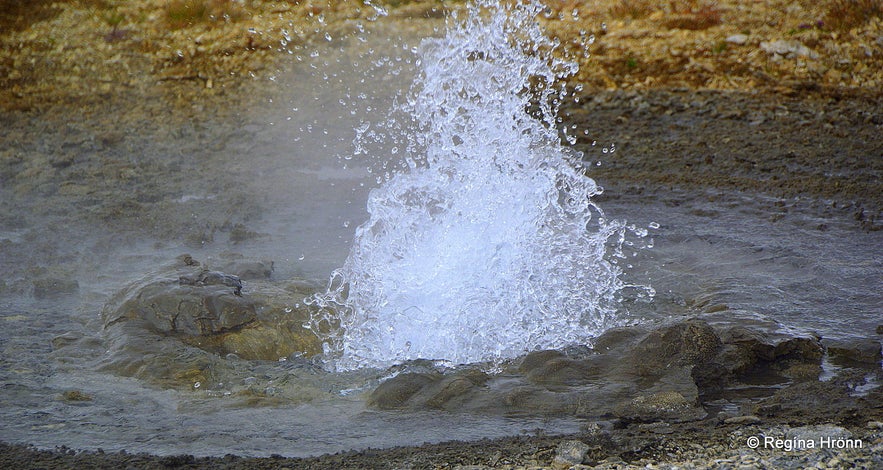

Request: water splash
left=307, top=0, right=647, bottom=371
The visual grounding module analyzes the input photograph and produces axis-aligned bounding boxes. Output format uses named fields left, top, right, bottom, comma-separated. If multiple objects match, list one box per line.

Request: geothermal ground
left=1, top=0, right=882, bottom=468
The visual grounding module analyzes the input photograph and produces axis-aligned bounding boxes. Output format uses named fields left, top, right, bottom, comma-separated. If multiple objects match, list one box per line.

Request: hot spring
left=1, top=0, right=880, bottom=459
left=307, top=0, right=652, bottom=372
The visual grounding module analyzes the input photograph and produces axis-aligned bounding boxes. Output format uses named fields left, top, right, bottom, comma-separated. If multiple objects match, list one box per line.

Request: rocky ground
left=9, top=310, right=883, bottom=468
left=2, top=402, right=883, bottom=469
left=2, top=0, right=882, bottom=112
left=2, top=0, right=882, bottom=468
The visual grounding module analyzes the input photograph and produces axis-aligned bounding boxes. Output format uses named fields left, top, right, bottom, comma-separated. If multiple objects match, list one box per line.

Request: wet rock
left=752, top=380, right=859, bottom=421
left=614, top=390, right=706, bottom=423
left=690, top=361, right=730, bottom=397
left=62, top=390, right=93, bottom=402
left=211, top=255, right=274, bottom=280
left=551, top=440, right=590, bottom=469
left=823, top=338, right=882, bottom=365
left=360, top=319, right=842, bottom=420
left=692, top=325, right=824, bottom=399
left=418, top=369, right=490, bottom=409
left=773, top=336, right=824, bottom=364
left=723, top=415, right=761, bottom=425
left=781, top=363, right=821, bottom=381
left=368, top=372, right=442, bottom=409
left=715, top=326, right=776, bottom=371
left=625, top=320, right=721, bottom=375
left=51, top=331, right=84, bottom=350
left=637, top=422, right=675, bottom=434
left=178, top=269, right=244, bottom=296
left=102, top=257, right=320, bottom=357
left=591, top=325, right=649, bottom=353
left=501, top=386, right=582, bottom=415
left=876, top=325, right=883, bottom=335
left=519, top=349, right=566, bottom=373
left=95, top=256, right=322, bottom=388
left=106, top=276, right=255, bottom=336
left=519, top=351, right=602, bottom=386
left=182, top=320, right=319, bottom=362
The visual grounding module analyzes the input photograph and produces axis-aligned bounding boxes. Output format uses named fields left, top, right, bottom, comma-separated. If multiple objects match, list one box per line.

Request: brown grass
left=165, top=0, right=249, bottom=29
left=823, top=0, right=883, bottom=30
left=609, top=0, right=654, bottom=19
left=662, top=1, right=722, bottom=30
left=0, top=0, right=62, bottom=33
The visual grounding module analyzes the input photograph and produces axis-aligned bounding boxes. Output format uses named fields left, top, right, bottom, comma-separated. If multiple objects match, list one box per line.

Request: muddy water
left=1, top=18, right=881, bottom=459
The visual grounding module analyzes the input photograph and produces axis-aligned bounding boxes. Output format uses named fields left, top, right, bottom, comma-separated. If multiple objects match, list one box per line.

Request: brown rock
left=368, top=372, right=441, bottom=410
left=823, top=338, right=883, bottom=365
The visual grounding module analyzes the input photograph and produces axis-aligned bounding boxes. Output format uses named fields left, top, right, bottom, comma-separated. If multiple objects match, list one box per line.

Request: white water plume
left=307, top=0, right=646, bottom=371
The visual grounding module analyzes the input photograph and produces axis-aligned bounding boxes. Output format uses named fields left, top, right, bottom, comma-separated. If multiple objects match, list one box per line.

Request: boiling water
left=1, top=0, right=881, bottom=459
left=308, top=0, right=650, bottom=371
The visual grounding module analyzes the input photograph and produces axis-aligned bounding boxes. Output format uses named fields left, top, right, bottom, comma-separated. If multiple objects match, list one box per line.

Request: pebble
left=62, top=390, right=93, bottom=401
left=760, top=39, right=818, bottom=59
left=724, top=415, right=762, bottom=425
left=726, top=34, right=748, bottom=45
left=552, top=440, right=590, bottom=469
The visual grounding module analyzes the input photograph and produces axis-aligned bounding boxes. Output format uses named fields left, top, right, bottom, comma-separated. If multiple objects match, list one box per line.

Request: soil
left=566, top=87, right=883, bottom=231
left=1, top=0, right=882, bottom=468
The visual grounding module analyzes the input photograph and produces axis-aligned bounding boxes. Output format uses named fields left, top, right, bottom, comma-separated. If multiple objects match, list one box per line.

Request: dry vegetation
left=542, top=0, right=883, bottom=91
left=164, top=0, right=252, bottom=29
left=0, top=0, right=398, bottom=111
left=824, top=0, right=883, bottom=29
left=0, top=0, right=881, bottom=112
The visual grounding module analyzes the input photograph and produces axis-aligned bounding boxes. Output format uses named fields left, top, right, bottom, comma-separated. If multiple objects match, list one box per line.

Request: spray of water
left=307, top=0, right=646, bottom=371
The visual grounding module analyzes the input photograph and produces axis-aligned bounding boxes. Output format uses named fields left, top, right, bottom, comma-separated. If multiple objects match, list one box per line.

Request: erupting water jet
left=306, top=0, right=649, bottom=371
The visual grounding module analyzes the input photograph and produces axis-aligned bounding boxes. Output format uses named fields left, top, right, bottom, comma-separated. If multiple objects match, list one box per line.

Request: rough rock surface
left=364, top=318, right=856, bottom=426
left=100, top=254, right=321, bottom=360
left=45, top=255, right=325, bottom=390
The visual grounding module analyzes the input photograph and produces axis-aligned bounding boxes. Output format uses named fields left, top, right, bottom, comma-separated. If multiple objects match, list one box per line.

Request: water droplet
left=306, top=0, right=648, bottom=372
